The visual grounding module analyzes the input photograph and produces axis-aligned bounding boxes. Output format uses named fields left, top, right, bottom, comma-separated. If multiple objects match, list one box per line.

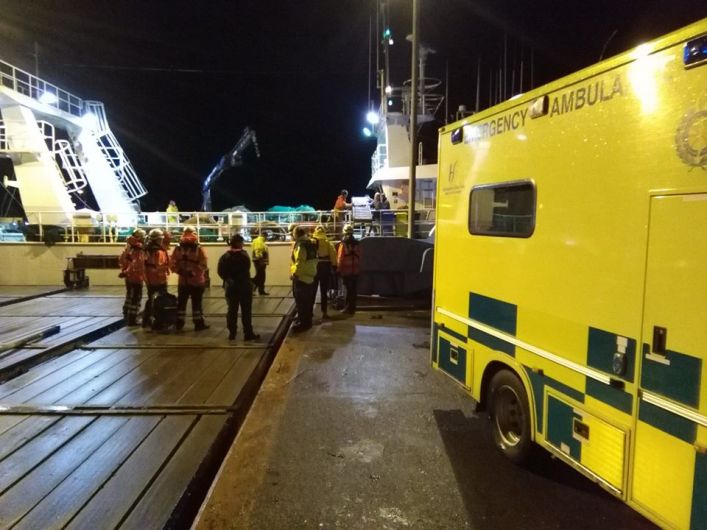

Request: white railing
left=54, top=139, right=89, bottom=194
left=83, top=101, right=147, bottom=201
left=3, top=208, right=436, bottom=244
left=0, top=60, right=83, bottom=116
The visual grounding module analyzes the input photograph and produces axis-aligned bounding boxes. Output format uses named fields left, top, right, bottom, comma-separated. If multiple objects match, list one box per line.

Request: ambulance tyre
left=488, top=369, right=532, bottom=464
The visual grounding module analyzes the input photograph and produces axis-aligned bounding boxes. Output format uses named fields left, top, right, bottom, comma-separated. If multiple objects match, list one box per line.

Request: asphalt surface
left=196, top=310, right=654, bottom=529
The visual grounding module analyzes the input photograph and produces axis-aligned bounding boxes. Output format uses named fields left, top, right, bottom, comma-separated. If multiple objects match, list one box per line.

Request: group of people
left=118, top=226, right=263, bottom=341
left=118, top=217, right=363, bottom=340
left=119, top=226, right=211, bottom=332
left=289, top=222, right=361, bottom=332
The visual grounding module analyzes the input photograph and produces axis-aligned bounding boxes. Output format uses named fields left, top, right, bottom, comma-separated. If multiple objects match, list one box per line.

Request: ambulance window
left=469, top=181, right=535, bottom=237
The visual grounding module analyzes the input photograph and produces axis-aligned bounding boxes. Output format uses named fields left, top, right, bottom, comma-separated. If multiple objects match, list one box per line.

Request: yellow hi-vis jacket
left=252, top=235, right=269, bottom=265
left=289, top=237, right=317, bottom=284
left=313, top=231, right=337, bottom=266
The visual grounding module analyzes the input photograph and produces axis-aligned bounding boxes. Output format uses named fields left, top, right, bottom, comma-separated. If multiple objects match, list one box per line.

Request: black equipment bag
left=152, top=292, right=178, bottom=329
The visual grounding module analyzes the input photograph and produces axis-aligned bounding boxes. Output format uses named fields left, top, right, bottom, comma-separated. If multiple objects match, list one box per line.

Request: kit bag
left=152, top=292, right=178, bottom=329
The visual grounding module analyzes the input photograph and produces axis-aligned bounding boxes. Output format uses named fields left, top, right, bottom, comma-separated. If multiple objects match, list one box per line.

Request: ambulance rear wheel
left=488, top=370, right=532, bottom=464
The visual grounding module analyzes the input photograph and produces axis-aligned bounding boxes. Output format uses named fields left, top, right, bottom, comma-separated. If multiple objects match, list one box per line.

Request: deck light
left=385, top=85, right=392, bottom=95
left=362, top=127, right=373, bottom=137
left=366, top=111, right=380, bottom=125
left=39, top=92, right=57, bottom=105
left=80, top=112, right=98, bottom=130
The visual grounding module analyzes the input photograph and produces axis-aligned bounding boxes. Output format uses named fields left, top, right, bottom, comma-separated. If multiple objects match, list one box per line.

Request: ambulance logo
left=675, top=104, right=707, bottom=170
left=448, top=161, right=457, bottom=183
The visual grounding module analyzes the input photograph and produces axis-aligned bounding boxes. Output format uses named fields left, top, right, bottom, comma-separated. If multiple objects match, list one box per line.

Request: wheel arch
left=479, top=359, right=537, bottom=442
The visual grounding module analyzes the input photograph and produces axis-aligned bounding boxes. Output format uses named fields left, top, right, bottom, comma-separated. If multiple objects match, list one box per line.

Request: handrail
left=2, top=208, right=436, bottom=244
left=0, top=59, right=84, bottom=116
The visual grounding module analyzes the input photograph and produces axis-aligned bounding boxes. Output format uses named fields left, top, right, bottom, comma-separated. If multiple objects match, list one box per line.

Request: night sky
left=0, top=1, right=704, bottom=213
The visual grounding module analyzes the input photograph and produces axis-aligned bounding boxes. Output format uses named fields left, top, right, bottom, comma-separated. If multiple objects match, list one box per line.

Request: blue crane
left=201, top=127, right=260, bottom=211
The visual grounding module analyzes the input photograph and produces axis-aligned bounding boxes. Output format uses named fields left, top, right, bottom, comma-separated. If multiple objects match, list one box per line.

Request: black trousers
left=123, top=281, right=143, bottom=323
left=143, top=284, right=167, bottom=325
left=342, top=275, right=358, bottom=312
left=177, top=285, right=206, bottom=325
left=312, top=261, right=332, bottom=315
left=293, top=279, right=315, bottom=326
left=226, top=290, right=254, bottom=335
left=252, top=261, right=267, bottom=294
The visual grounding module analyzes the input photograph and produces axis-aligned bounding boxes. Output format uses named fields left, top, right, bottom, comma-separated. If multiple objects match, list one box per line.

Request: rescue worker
left=142, top=228, right=171, bottom=329
left=118, top=228, right=146, bottom=326
left=337, top=224, right=361, bottom=315
left=170, top=226, right=210, bottom=331
left=218, top=234, right=260, bottom=341
left=311, top=225, right=337, bottom=319
left=289, top=225, right=318, bottom=332
left=333, top=189, right=351, bottom=237
left=166, top=199, right=179, bottom=225
left=251, top=231, right=269, bottom=295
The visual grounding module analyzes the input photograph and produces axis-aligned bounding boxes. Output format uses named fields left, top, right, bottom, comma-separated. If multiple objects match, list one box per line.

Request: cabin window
left=468, top=181, right=535, bottom=237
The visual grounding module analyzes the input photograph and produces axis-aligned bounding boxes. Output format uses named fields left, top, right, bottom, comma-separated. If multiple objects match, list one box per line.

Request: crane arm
left=201, top=127, right=260, bottom=211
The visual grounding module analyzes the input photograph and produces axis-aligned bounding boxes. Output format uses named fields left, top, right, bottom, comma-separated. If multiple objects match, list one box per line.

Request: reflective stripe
left=641, top=391, right=707, bottom=428
left=436, top=306, right=612, bottom=385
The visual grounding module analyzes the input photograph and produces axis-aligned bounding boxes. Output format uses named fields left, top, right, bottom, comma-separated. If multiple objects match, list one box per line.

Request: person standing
left=218, top=234, right=260, bottom=341
left=142, top=228, right=171, bottom=329
left=289, top=225, right=318, bottom=332
left=166, top=200, right=179, bottom=225
left=251, top=231, right=269, bottom=295
left=337, top=224, right=361, bottom=315
left=311, top=225, right=337, bottom=319
left=333, top=189, right=351, bottom=238
left=118, top=228, right=146, bottom=326
left=170, top=226, right=210, bottom=331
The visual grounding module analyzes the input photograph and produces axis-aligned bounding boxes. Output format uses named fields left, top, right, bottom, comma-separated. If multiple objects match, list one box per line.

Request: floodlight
left=39, top=92, right=58, bottom=105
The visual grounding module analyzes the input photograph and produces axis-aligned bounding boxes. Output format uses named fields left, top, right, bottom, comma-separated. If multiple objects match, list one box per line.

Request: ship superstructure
left=0, top=59, right=146, bottom=226
left=366, top=7, right=444, bottom=211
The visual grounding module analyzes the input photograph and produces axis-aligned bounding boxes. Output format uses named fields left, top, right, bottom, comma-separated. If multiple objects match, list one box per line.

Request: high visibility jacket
left=252, top=236, right=269, bottom=265
left=337, top=236, right=361, bottom=277
left=170, top=242, right=208, bottom=287
left=312, top=232, right=337, bottom=266
left=119, top=237, right=146, bottom=283
left=144, top=242, right=170, bottom=285
left=290, top=237, right=317, bottom=284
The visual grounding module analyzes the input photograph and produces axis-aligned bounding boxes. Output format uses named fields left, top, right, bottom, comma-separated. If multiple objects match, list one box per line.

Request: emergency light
left=684, top=34, right=707, bottom=67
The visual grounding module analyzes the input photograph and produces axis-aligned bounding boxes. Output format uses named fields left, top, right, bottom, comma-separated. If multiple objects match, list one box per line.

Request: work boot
left=259, top=291, right=269, bottom=296
left=228, top=329, right=237, bottom=340
left=176, top=319, right=185, bottom=331
left=142, top=318, right=152, bottom=329
left=195, top=321, right=210, bottom=331
left=244, top=332, right=260, bottom=341
left=127, top=317, right=138, bottom=326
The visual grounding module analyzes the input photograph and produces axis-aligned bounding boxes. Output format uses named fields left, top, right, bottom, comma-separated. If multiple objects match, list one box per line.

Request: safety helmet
left=343, top=224, right=354, bottom=234
left=183, top=226, right=196, bottom=234
left=148, top=228, right=164, bottom=240
left=314, top=225, right=325, bottom=234
left=287, top=223, right=297, bottom=234
left=132, top=228, right=146, bottom=240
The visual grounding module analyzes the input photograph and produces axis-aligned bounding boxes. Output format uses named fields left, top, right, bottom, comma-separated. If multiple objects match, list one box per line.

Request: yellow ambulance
left=432, top=19, right=707, bottom=529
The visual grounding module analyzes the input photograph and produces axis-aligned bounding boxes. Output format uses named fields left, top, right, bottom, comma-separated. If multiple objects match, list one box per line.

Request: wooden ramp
left=0, top=285, right=293, bottom=529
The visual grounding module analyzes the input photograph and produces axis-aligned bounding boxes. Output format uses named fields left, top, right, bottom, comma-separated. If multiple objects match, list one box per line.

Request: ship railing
left=83, top=101, right=148, bottom=202
left=0, top=60, right=84, bottom=116
left=11, top=208, right=436, bottom=244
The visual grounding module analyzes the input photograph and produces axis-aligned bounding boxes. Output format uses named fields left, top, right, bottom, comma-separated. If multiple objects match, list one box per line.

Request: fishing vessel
left=365, top=6, right=444, bottom=216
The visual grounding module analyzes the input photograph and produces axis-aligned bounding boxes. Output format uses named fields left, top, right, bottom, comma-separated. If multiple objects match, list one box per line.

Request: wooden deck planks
left=13, top=417, right=161, bottom=530
left=64, top=416, right=197, bottom=529
left=0, top=416, right=127, bottom=528
left=0, top=285, right=294, bottom=527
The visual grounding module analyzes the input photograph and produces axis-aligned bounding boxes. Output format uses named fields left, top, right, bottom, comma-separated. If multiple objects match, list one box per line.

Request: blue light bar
left=684, top=34, right=707, bottom=68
